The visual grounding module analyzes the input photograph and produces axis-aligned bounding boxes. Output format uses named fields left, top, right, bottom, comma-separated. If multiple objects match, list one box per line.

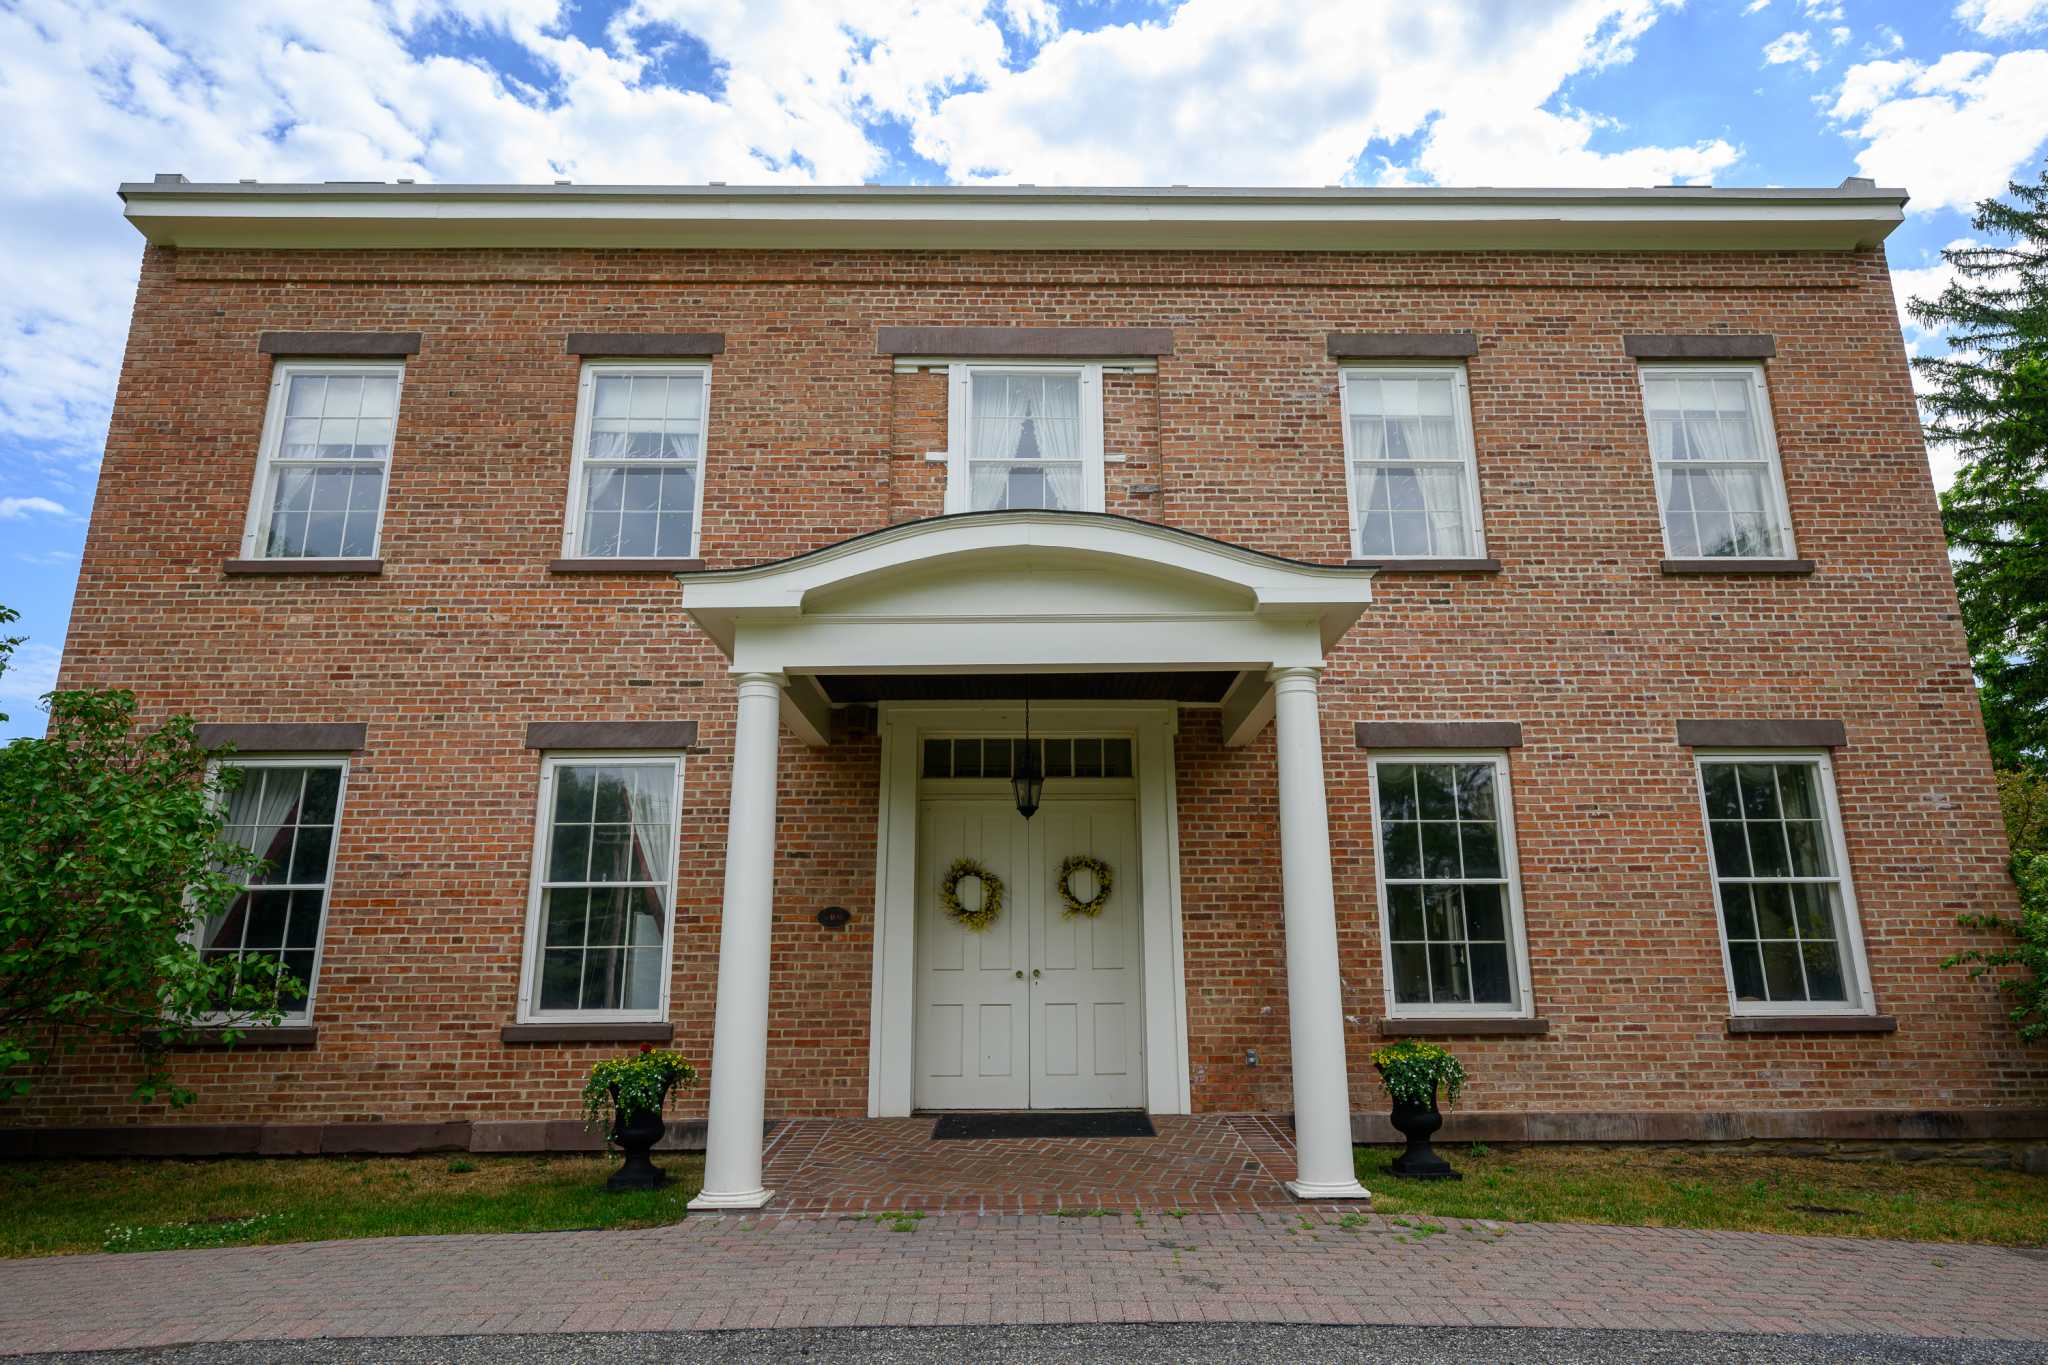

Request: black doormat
left=932, top=1110, right=1156, bottom=1140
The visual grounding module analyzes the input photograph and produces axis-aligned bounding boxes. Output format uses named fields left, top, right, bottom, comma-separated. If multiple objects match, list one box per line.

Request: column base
left=1286, top=1178, right=1372, bottom=1202
left=687, top=1187, right=775, bottom=1211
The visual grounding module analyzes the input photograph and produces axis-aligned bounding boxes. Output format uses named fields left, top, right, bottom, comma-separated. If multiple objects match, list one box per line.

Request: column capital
left=732, top=670, right=789, bottom=696
left=1266, top=664, right=1323, bottom=691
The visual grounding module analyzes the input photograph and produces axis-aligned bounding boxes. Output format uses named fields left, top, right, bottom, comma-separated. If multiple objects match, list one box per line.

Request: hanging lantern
left=1013, top=683, right=1043, bottom=820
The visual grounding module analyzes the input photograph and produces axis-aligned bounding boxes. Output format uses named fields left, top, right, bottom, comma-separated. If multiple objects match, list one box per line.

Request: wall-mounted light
left=1013, top=679, right=1042, bottom=820
left=816, top=906, right=851, bottom=929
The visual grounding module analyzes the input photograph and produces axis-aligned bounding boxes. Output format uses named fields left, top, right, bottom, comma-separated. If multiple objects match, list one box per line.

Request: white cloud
left=0, top=641, right=61, bottom=711
left=0, top=496, right=69, bottom=520
left=12, top=548, right=77, bottom=567
left=1830, top=48, right=2048, bottom=211
left=1954, top=0, right=2048, bottom=37
left=1743, top=0, right=1770, bottom=13
left=1763, top=30, right=1822, bottom=71
left=1829, top=25, right=1850, bottom=44
left=1800, top=0, right=1844, bottom=19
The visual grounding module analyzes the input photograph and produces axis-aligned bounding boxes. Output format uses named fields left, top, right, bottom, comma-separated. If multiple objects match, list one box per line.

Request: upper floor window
left=243, top=364, right=402, bottom=559
left=203, top=759, right=348, bottom=1022
left=1369, top=753, right=1532, bottom=1017
left=945, top=364, right=1104, bottom=514
left=1340, top=366, right=1484, bottom=560
left=519, top=754, right=683, bottom=1020
left=564, top=363, right=710, bottom=559
left=1639, top=365, right=1795, bottom=560
left=1694, top=752, right=1871, bottom=1013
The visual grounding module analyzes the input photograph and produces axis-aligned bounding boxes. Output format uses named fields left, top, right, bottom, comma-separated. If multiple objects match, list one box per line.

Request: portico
left=680, top=511, right=1375, bottom=1210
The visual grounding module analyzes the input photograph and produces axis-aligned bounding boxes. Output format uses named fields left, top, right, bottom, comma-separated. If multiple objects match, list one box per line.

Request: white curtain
left=207, top=768, right=303, bottom=950
left=626, top=765, right=675, bottom=888
left=1036, top=375, right=1081, bottom=460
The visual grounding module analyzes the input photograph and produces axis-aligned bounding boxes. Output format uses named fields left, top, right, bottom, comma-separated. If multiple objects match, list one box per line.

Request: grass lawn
left=0, top=1152, right=705, bottom=1258
left=1356, top=1142, right=2048, bottom=1247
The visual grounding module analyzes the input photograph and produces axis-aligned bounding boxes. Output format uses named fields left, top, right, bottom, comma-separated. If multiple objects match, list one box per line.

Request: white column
left=1269, top=666, right=1372, bottom=1200
left=688, top=671, right=786, bottom=1211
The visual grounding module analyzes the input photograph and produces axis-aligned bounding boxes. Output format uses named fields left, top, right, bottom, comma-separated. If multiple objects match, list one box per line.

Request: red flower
left=639, top=1043, right=653, bottom=1054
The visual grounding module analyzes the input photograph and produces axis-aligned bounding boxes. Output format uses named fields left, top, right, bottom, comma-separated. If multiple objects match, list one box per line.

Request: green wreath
left=1056, top=854, right=1114, bottom=919
left=940, top=857, right=1004, bottom=932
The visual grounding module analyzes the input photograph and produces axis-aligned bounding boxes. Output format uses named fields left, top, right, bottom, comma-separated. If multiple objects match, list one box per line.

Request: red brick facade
left=21, top=237, right=2043, bottom=1140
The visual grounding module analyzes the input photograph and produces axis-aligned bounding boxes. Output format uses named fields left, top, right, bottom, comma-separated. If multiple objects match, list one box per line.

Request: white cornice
left=119, top=180, right=1907, bottom=252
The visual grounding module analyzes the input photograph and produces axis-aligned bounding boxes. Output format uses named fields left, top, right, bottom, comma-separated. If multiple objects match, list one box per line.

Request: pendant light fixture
left=1013, top=677, right=1043, bottom=820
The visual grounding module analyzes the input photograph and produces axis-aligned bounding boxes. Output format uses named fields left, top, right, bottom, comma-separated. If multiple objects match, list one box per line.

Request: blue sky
left=3, top=0, right=2046, bottom=738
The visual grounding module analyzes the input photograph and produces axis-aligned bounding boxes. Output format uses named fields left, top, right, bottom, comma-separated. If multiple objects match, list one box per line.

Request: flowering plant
left=580, top=1044, right=697, bottom=1137
left=1370, top=1039, right=1467, bottom=1107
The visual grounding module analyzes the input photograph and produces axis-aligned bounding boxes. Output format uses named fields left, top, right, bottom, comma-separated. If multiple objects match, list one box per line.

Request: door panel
left=914, top=799, right=1028, bottom=1109
left=1028, top=800, right=1144, bottom=1109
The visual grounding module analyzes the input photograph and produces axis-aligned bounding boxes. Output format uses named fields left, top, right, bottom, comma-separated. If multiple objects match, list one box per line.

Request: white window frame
left=240, top=361, right=404, bottom=560
left=943, top=362, right=1106, bottom=515
left=561, top=360, right=714, bottom=560
left=200, top=756, right=350, bottom=1025
left=1338, top=363, right=1486, bottom=561
left=1367, top=750, right=1535, bottom=1020
left=1692, top=748, right=1876, bottom=1017
left=1637, top=363, right=1798, bottom=561
left=516, top=751, right=685, bottom=1024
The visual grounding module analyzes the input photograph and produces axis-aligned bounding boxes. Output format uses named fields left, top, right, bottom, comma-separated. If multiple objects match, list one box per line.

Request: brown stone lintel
left=1662, top=558, right=1815, bottom=576
left=548, top=557, right=707, bottom=574
left=161, top=1025, right=319, bottom=1049
left=259, top=331, right=421, bottom=357
left=565, top=332, right=725, bottom=357
left=500, top=1022, right=676, bottom=1044
left=1348, top=558, right=1501, bottom=573
left=194, top=723, right=366, bottom=752
left=1624, top=333, right=1777, bottom=360
left=524, top=720, right=699, bottom=750
left=1727, top=1014, right=1898, bottom=1035
left=875, top=325, right=1174, bottom=357
left=1326, top=331, right=1478, bottom=359
left=1349, top=1106, right=2048, bottom=1146
left=224, top=558, right=384, bottom=576
left=1376, top=1017, right=1548, bottom=1037
left=1677, top=718, right=1847, bottom=748
left=1356, top=720, right=1523, bottom=749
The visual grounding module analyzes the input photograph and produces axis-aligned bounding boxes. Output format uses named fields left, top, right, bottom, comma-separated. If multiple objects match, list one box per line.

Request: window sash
left=519, top=754, right=684, bottom=1022
left=201, top=758, right=348, bottom=1024
left=1640, top=365, right=1796, bottom=560
left=564, top=363, right=711, bottom=559
left=1340, top=365, right=1483, bottom=560
left=1693, top=751, right=1873, bottom=1015
left=243, top=363, right=402, bottom=560
left=1368, top=752, right=1532, bottom=1018
left=945, top=363, right=1105, bottom=514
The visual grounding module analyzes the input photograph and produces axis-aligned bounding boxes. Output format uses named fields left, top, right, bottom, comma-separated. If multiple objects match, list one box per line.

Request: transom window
left=521, top=755, right=682, bottom=1020
left=564, top=364, right=709, bottom=559
left=1340, top=367, right=1484, bottom=560
left=1640, top=365, right=1795, bottom=560
left=945, top=364, right=1104, bottom=514
left=921, top=735, right=1134, bottom=780
left=1369, top=754, right=1531, bottom=1016
left=203, top=760, right=347, bottom=1022
left=1696, top=753, right=1869, bottom=1012
left=243, top=363, right=402, bottom=559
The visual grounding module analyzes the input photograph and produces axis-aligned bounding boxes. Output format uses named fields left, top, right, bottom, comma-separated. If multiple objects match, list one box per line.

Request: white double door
left=914, top=796, right=1143, bottom=1110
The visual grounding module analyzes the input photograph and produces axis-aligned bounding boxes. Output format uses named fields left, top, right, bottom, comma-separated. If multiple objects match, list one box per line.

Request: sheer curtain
left=970, top=373, right=1083, bottom=510
left=1352, top=374, right=1471, bottom=556
left=624, top=765, right=675, bottom=1010
left=207, top=769, right=303, bottom=951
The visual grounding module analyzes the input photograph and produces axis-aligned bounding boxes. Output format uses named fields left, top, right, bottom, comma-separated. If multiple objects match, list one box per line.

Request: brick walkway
left=762, top=1114, right=1303, bottom=1214
left=2, top=1211, right=2043, bottom=1355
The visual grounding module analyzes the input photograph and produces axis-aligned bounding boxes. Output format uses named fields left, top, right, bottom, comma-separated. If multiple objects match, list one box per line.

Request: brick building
left=15, top=177, right=2042, bottom=1203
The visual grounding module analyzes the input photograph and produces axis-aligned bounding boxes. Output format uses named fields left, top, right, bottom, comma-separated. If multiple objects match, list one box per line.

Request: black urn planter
left=1387, top=1088, right=1461, bottom=1181
left=606, top=1086, right=670, bottom=1191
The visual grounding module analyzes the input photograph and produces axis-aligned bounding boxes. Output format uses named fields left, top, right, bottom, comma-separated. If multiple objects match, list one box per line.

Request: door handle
left=1032, top=968, right=1041, bottom=980
left=1014, top=970, right=1024, bottom=979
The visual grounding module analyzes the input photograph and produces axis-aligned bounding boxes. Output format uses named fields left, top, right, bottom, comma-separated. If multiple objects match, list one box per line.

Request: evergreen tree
left=1913, top=168, right=2048, bottom=770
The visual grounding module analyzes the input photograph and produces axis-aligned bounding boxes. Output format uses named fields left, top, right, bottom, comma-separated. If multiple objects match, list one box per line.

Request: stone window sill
left=1661, top=558, right=1815, bottom=576
left=500, top=1022, right=676, bottom=1044
left=163, top=1025, right=319, bottom=1049
left=1348, top=558, right=1502, bottom=574
left=1376, top=1017, right=1548, bottom=1037
left=1727, top=1014, right=1897, bottom=1035
left=224, top=558, right=383, bottom=576
left=548, top=558, right=707, bottom=575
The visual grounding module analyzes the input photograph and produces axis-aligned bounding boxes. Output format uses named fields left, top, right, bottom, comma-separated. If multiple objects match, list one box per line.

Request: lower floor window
left=523, top=755, right=682, bottom=1018
left=204, top=760, right=346, bottom=1020
left=1370, top=753, right=1530, bottom=1014
left=1697, top=754, right=1866, bottom=1009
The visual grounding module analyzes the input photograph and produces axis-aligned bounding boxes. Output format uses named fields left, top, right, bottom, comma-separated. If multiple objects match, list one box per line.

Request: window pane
left=1375, top=764, right=1417, bottom=821
left=1801, top=940, right=1847, bottom=1002
left=288, top=824, right=333, bottom=882
left=539, top=949, right=581, bottom=1010
left=1729, top=942, right=1767, bottom=1001
left=1469, top=942, right=1512, bottom=1004
left=1415, top=764, right=1456, bottom=819
left=1427, top=943, right=1472, bottom=1003
left=1380, top=821, right=1421, bottom=880
left=1386, top=884, right=1424, bottom=940
left=1390, top=943, right=1431, bottom=1004
left=1463, top=883, right=1505, bottom=939
left=1460, top=821, right=1501, bottom=879
left=1421, top=822, right=1461, bottom=878
left=1760, top=941, right=1805, bottom=1000
left=543, top=888, right=589, bottom=946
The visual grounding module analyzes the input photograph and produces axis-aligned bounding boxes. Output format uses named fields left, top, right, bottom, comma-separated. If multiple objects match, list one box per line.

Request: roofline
left=119, top=177, right=1908, bottom=252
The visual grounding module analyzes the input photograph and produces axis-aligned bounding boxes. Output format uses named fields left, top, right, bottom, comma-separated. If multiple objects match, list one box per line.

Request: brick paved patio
left=2, top=1210, right=2043, bottom=1355
left=761, top=1114, right=1304, bottom=1214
